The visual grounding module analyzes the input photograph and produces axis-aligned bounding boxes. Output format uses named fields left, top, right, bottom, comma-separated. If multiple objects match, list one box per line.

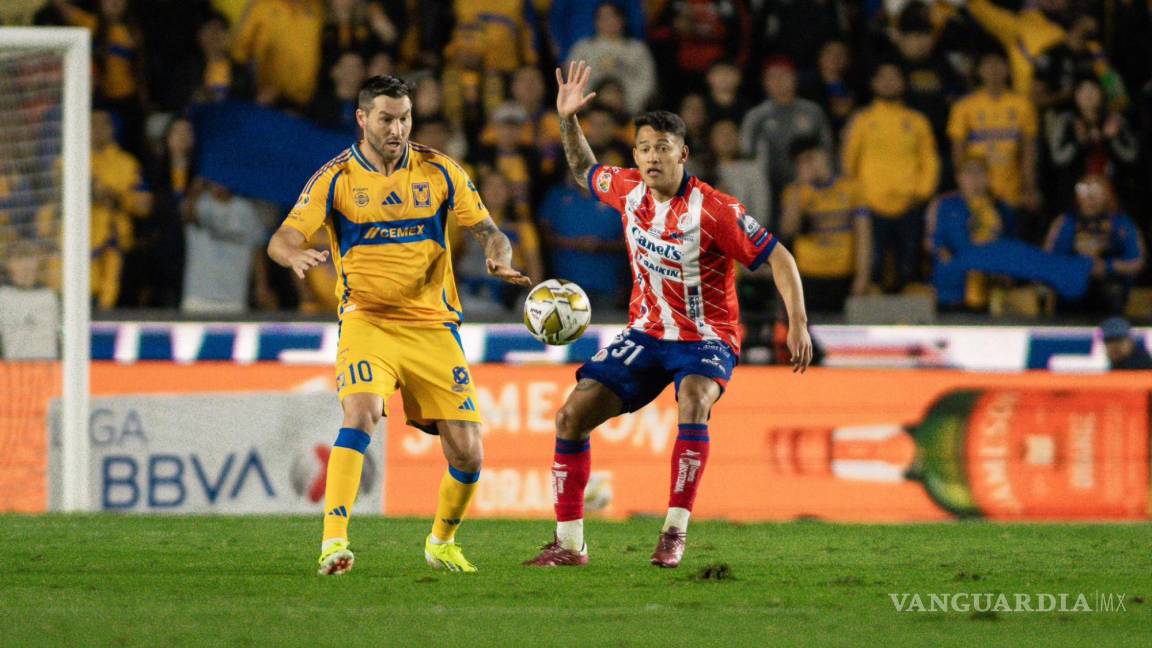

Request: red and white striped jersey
left=586, top=164, right=777, bottom=353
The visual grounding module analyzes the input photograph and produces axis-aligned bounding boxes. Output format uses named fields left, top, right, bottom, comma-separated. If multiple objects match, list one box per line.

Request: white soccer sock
left=556, top=519, right=584, bottom=552
left=428, top=534, right=452, bottom=545
left=662, top=507, right=691, bottom=533
left=321, top=537, right=346, bottom=552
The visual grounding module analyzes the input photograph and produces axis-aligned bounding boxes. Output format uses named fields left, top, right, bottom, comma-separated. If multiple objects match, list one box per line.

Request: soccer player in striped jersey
left=526, top=62, right=813, bottom=569
left=268, top=75, right=531, bottom=575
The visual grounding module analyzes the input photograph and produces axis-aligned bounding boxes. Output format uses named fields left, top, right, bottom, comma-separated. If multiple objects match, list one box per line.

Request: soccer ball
left=523, top=278, right=591, bottom=345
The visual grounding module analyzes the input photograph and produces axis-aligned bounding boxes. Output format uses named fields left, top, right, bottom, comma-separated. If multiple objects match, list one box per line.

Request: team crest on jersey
left=596, top=168, right=613, bottom=193
left=412, top=182, right=431, bottom=208
left=354, top=189, right=370, bottom=207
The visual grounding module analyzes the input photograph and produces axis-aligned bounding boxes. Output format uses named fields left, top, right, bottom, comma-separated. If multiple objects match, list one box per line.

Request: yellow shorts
left=336, top=318, right=482, bottom=434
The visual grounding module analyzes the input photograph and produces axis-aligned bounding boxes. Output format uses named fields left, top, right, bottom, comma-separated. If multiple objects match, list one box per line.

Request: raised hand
left=556, top=61, right=598, bottom=119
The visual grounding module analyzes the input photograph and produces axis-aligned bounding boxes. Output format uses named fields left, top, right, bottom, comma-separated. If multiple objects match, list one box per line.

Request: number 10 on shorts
left=347, top=360, right=373, bottom=384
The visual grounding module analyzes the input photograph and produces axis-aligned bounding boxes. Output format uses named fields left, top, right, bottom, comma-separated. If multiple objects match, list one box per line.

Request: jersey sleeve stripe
left=586, top=163, right=602, bottom=195
left=302, top=150, right=351, bottom=194
left=748, top=236, right=777, bottom=271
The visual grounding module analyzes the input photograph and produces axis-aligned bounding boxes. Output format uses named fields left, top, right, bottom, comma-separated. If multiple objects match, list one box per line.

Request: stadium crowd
left=1, top=0, right=1151, bottom=322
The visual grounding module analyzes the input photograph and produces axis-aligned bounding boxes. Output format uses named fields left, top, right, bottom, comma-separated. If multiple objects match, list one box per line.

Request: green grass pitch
left=2, top=516, right=1149, bottom=647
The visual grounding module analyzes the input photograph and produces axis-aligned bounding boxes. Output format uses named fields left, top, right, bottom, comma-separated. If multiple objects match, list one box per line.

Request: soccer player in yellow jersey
left=947, top=52, right=1039, bottom=211
left=267, top=76, right=531, bottom=575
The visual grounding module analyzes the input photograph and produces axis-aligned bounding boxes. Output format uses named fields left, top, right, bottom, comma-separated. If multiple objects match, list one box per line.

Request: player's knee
left=446, top=445, right=483, bottom=473
left=555, top=404, right=586, bottom=441
left=678, top=397, right=713, bottom=424
left=340, top=406, right=379, bottom=433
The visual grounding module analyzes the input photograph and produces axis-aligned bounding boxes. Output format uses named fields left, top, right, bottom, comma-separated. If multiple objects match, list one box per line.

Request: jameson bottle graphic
left=767, top=389, right=1150, bottom=520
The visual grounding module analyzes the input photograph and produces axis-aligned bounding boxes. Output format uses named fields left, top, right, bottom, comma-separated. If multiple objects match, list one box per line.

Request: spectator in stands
left=414, top=115, right=469, bottom=166
left=703, top=60, right=752, bottom=124
left=780, top=139, right=872, bottom=312
left=136, top=0, right=214, bottom=112
left=750, top=0, right=849, bottom=73
left=191, top=11, right=252, bottom=104
left=309, top=51, right=366, bottom=135
left=440, top=21, right=504, bottom=142
left=888, top=3, right=962, bottom=157
left=590, top=77, right=630, bottom=121
left=126, top=117, right=194, bottom=308
left=538, top=177, right=628, bottom=311
left=479, top=67, right=562, bottom=182
left=678, top=93, right=710, bottom=163
left=230, top=0, right=324, bottom=109
left=948, top=51, right=1040, bottom=212
left=0, top=241, right=59, bottom=360
left=841, top=62, right=939, bottom=292
left=90, top=109, right=151, bottom=310
left=1100, top=317, right=1152, bottom=370
left=649, top=0, right=751, bottom=103
left=1032, top=13, right=1128, bottom=114
left=365, top=50, right=394, bottom=79
left=549, top=0, right=646, bottom=63
left=411, top=74, right=445, bottom=121
left=965, top=0, right=1067, bottom=98
left=741, top=57, right=833, bottom=224
left=566, top=2, right=657, bottom=114
left=320, top=0, right=403, bottom=68
left=1044, top=174, right=1146, bottom=315
left=181, top=180, right=268, bottom=314
left=929, top=154, right=1094, bottom=310
left=581, top=103, right=632, bottom=169
left=798, top=39, right=860, bottom=137
left=926, top=154, right=1018, bottom=310
left=53, top=0, right=147, bottom=154
left=453, top=171, right=543, bottom=313
left=447, top=1, right=540, bottom=76
left=702, top=119, right=769, bottom=228
left=475, top=104, right=541, bottom=224
left=1047, top=77, right=1139, bottom=212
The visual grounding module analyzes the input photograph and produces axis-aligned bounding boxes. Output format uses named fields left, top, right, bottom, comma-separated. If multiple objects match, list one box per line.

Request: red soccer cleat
left=523, top=538, right=589, bottom=567
left=650, top=527, right=687, bottom=568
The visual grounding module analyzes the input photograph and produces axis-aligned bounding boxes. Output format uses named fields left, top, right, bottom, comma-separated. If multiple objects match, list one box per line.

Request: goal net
left=0, top=28, right=90, bottom=512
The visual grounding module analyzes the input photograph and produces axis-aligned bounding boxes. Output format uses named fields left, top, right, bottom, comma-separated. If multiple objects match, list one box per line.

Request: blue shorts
left=576, top=329, right=737, bottom=413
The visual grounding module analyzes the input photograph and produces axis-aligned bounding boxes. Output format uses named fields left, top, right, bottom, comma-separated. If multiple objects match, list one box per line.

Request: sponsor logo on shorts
left=701, top=355, right=726, bottom=370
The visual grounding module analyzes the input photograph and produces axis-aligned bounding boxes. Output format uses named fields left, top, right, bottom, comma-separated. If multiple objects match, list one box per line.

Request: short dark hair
left=358, top=75, right=410, bottom=111
left=633, top=110, right=687, bottom=141
left=789, top=136, right=826, bottom=161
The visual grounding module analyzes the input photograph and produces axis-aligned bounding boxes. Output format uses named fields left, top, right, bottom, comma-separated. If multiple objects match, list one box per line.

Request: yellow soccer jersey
left=784, top=177, right=868, bottom=279
left=947, top=90, right=1037, bottom=206
left=284, top=142, right=489, bottom=325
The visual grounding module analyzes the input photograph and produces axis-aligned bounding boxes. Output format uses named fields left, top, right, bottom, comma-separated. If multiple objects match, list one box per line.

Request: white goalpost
left=0, top=28, right=90, bottom=511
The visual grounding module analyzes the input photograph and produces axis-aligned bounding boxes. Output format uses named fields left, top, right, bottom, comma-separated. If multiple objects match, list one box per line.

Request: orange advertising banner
left=3, top=362, right=1150, bottom=521
left=383, top=366, right=1152, bottom=522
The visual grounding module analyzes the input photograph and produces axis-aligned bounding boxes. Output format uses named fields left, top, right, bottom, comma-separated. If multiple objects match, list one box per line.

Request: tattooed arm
left=467, top=217, right=532, bottom=286
left=556, top=60, right=600, bottom=186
